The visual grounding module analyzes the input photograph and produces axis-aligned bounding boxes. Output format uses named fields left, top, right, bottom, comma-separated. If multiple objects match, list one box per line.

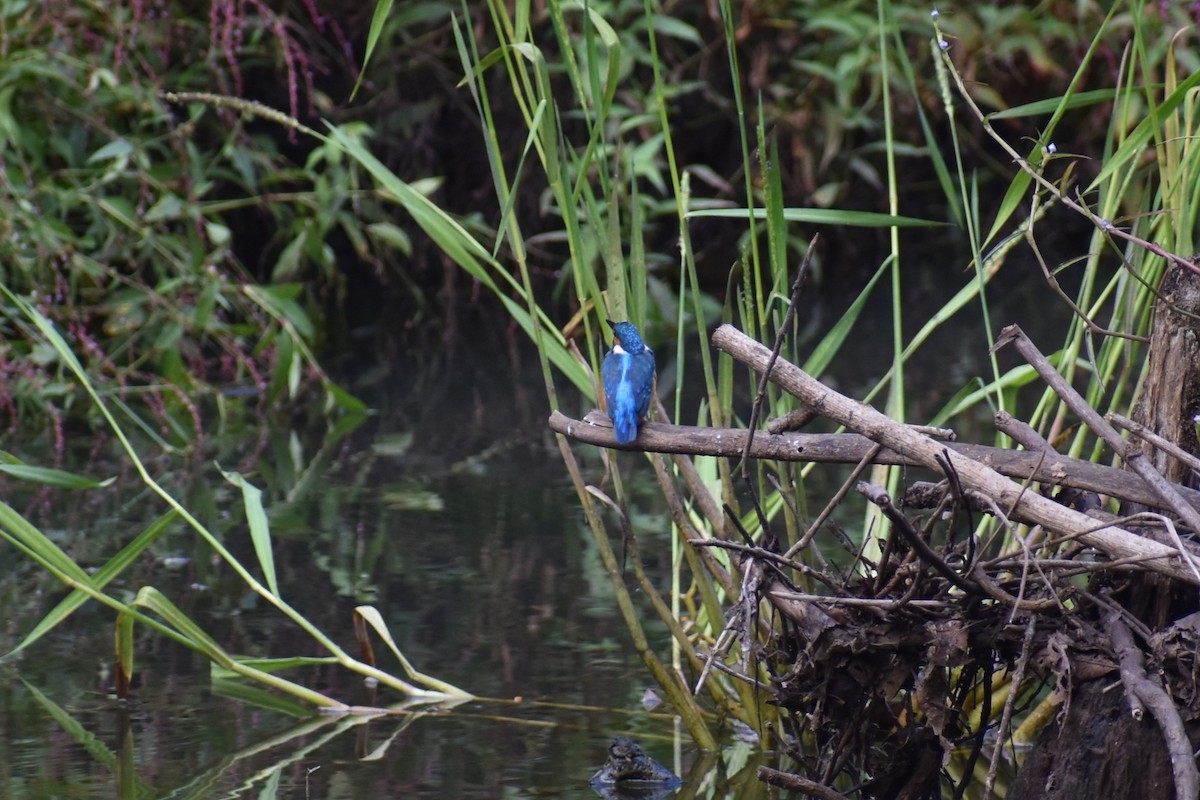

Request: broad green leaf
left=245, top=283, right=315, bottom=339
left=87, top=138, right=133, bottom=163
left=95, top=195, right=139, bottom=231
left=144, top=193, right=184, bottom=222
left=0, top=463, right=112, bottom=488
left=220, top=468, right=278, bottom=598
left=688, top=207, right=945, bottom=227
left=650, top=14, right=703, bottom=45
left=366, top=221, right=413, bottom=255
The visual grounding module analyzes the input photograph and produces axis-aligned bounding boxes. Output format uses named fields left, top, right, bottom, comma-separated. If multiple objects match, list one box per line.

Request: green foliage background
left=4, top=0, right=1196, bottom=447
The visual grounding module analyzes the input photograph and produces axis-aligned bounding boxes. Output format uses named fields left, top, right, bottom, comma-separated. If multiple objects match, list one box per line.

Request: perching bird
left=601, top=320, right=656, bottom=444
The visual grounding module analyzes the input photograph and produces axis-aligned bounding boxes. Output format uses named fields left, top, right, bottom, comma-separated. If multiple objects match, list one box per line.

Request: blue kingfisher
left=602, top=320, right=656, bottom=443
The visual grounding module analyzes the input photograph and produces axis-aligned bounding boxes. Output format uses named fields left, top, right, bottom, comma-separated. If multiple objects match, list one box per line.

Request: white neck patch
left=613, top=343, right=628, bottom=355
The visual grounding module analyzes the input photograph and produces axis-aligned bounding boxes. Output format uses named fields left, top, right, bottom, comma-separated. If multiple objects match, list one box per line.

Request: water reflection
left=0, top=375, right=705, bottom=798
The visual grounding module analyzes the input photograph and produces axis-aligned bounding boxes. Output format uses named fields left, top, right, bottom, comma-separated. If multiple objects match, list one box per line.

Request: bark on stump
left=1010, top=265, right=1200, bottom=800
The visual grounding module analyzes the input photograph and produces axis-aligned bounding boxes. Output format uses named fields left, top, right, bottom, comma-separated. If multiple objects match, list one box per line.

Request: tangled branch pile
left=553, top=318, right=1200, bottom=799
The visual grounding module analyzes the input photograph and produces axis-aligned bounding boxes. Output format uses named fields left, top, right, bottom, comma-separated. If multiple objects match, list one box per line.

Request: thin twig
left=934, top=50, right=1200, bottom=279
left=857, top=481, right=981, bottom=595
left=757, top=766, right=851, bottom=800
left=787, top=442, right=883, bottom=558
left=985, top=617, right=1037, bottom=798
left=1109, top=412, right=1200, bottom=477
left=741, top=234, right=819, bottom=469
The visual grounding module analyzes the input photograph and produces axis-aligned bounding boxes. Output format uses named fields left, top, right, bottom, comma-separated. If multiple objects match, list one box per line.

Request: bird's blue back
left=602, top=321, right=655, bottom=444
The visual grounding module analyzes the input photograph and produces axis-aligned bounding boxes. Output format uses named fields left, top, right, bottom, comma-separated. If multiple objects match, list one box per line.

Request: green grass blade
left=0, top=500, right=95, bottom=582
left=6, top=511, right=178, bottom=657
left=688, top=207, right=944, bottom=227
left=355, top=605, right=474, bottom=699
left=989, top=88, right=1122, bottom=119
left=1088, top=69, right=1200, bottom=192
left=211, top=677, right=314, bottom=717
left=350, top=0, right=395, bottom=101
left=804, top=257, right=890, bottom=377
left=324, top=123, right=591, bottom=395
left=220, top=468, right=279, bottom=598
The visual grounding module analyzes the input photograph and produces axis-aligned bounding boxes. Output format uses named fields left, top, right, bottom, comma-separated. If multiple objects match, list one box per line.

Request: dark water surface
left=0, top=342, right=720, bottom=798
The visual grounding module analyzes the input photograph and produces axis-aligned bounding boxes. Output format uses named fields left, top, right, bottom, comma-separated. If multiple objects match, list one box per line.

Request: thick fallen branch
left=709, top=324, right=1198, bottom=585
left=547, top=411, right=1200, bottom=517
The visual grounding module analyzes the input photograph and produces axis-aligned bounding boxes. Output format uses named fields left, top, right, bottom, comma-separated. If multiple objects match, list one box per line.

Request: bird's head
left=607, top=320, right=647, bottom=354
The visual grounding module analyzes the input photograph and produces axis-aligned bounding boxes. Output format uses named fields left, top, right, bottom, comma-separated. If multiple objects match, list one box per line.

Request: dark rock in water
left=588, top=736, right=681, bottom=799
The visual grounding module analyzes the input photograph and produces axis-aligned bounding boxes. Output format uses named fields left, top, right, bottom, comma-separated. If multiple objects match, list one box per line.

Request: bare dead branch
left=711, top=324, right=1197, bottom=584
left=758, top=766, right=851, bottom=800
left=857, top=481, right=981, bottom=596
left=548, top=410, right=1200, bottom=518
left=1110, top=412, right=1200, bottom=477
left=1105, top=612, right=1200, bottom=800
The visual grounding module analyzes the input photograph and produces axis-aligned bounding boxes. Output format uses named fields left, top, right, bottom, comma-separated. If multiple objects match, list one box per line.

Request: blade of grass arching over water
left=131, top=587, right=347, bottom=707
left=6, top=510, right=179, bottom=657
left=211, top=676, right=315, bottom=718
left=0, top=499, right=102, bottom=587
left=354, top=606, right=474, bottom=700
left=0, top=281, right=465, bottom=704
left=0, top=503, right=228, bottom=657
left=0, top=501, right=345, bottom=710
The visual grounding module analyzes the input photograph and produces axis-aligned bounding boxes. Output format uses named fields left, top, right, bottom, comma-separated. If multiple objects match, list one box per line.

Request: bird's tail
left=612, top=397, right=639, bottom=443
